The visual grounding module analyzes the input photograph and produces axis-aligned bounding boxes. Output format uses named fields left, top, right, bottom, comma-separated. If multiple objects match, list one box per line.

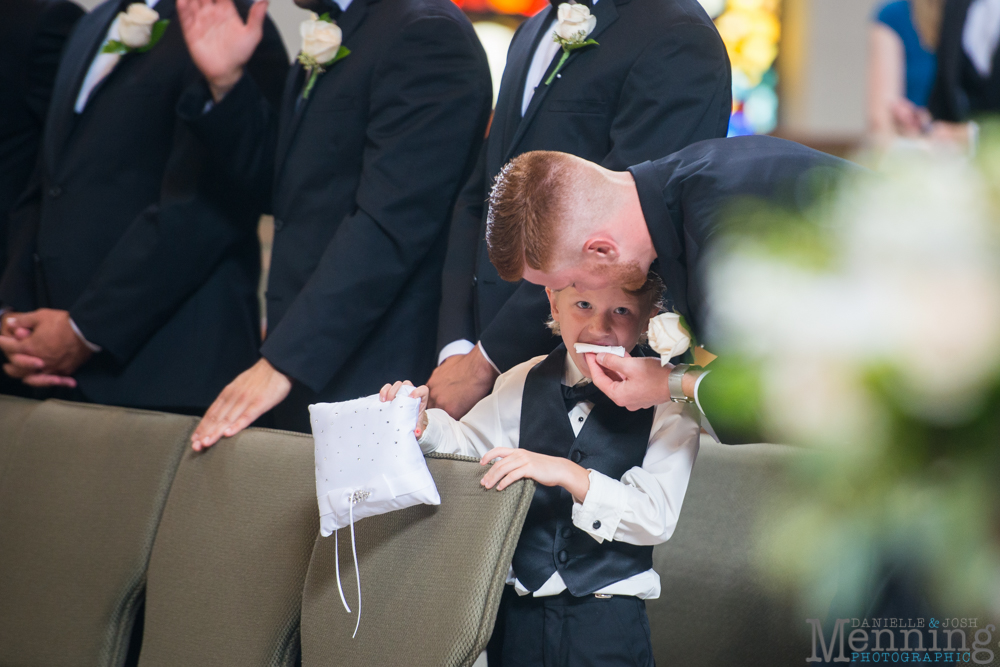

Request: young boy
left=380, top=273, right=700, bottom=667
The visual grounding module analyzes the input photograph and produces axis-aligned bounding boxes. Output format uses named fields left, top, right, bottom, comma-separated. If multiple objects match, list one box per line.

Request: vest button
left=558, top=550, right=569, bottom=564
left=48, top=185, right=62, bottom=198
left=561, top=527, right=573, bottom=539
left=570, top=450, right=583, bottom=463
left=592, top=520, right=601, bottom=530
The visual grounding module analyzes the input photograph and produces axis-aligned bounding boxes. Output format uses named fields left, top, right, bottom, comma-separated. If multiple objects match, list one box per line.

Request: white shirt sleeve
left=418, top=358, right=538, bottom=457
left=571, top=403, right=701, bottom=545
left=437, top=339, right=476, bottom=365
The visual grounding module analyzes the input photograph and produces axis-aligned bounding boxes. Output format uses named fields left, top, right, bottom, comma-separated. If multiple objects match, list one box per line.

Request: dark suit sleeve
left=0, top=0, right=83, bottom=309
left=478, top=22, right=733, bottom=373
left=177, top=19, right=288, bottom=214
left=927, top=0, right=966, bottom=122
left=436, top=140, right=487, bottom=351
left=66, top=27, right=288, bottom=363
left=25, top=0, right=84, bottom=124
left=260, top=16, right=492, bottom=392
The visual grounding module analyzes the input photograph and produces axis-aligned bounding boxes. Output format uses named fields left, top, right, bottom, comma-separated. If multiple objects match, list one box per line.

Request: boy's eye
left=575, top=301, right=592, bottom=310
left=614, top=307, right=631, bottom=316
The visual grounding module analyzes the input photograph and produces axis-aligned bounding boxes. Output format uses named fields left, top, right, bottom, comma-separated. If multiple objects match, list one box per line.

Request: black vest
left=512, top=345, right=655, bottom=596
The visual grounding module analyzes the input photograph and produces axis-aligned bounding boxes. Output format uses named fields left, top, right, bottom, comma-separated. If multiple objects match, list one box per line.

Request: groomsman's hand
left=426, top=345, right=498, bottom=419
left=0, top=309, right=89, bottom=387
left=177, top=0, right=268, bottom=102
left=191, top=357, right=291, bottom=451
left=586, top=352, right=673, bottom=411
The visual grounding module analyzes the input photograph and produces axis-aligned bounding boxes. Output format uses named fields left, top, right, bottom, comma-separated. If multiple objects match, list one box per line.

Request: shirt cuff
left=416, top=408, right=448, bottom=454
left=477, top=341, right=500, bottom=374
left=69, top=317, right=102, bottom=353
left=438, top=339, right=475, bottom=366
left=571, top=470, right=625, bottom=543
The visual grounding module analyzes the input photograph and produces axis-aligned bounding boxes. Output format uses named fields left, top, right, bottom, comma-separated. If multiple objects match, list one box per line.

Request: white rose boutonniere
left=647, top=313, right=691, bottom=365
left=298, top=12, right=351, bottom=100
left=102, top=3, right=169, bottom=54
left=545, top=2, right=599, bottom=85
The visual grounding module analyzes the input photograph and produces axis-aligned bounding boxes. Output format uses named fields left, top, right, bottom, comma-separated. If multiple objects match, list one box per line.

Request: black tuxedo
left=0, top=0, right=83, bottom=283
left=629, top=135, right=857, bottom=339
left=0, top=0, right=288, bottom=410
left=437, top=0, right=732, bottom=373
left=180, top=0, right=492, bottom=430
left=928, top=0, right=1000, bottom=121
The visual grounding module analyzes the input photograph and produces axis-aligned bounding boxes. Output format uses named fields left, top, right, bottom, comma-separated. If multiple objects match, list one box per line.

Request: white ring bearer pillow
left=309, top=385, right=441, bottom=637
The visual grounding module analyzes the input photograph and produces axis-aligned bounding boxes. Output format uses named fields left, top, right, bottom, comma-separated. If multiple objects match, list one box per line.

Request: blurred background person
left=0, top=0, right=83, bottom=397
left=929, top=0, right=1000, bottom=125
left=0, top=0, right=288, bottom=414
left=867, top=0, right=943, bottom=137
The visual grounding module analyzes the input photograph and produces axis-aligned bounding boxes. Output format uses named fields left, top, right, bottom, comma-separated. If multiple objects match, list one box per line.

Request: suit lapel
left=501, top=0, right=618, bottom=163
left=498, top=7, right=553, bottom=153
left=44, top=0, right=121, bottom=169
left=273, top=0, right=369, bottom=176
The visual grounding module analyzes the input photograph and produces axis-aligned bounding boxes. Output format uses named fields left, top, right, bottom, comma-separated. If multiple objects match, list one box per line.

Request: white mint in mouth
left=574, top=343, right=626, bottom=357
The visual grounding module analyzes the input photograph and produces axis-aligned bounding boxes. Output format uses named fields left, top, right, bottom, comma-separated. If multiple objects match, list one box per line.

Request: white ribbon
left=334, top=489, right=369, bottom=638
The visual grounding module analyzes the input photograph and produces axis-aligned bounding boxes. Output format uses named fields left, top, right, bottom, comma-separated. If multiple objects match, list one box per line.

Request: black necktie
left=322, top=0, right=343, bottom=19
left=561, top=382, right=602, bottom=411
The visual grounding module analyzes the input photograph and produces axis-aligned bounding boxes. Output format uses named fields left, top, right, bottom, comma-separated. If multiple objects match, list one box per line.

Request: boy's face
left=547, top=284, right=657, bottom=379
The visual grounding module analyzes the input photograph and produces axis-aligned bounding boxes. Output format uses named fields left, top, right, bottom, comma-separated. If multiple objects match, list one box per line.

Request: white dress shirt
left=964, top=0, right=1000, bottom=77
left=419, top=351, right=701, bottom=599
left=75, top=0, right=162, bottom=113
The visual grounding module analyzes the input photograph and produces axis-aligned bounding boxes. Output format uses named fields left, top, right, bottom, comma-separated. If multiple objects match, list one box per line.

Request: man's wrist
left=207, top=68, right=244, bottom=104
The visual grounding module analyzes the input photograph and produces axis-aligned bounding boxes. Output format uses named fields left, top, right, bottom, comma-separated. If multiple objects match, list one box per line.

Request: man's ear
left=582, top=236, right=620, bottom=263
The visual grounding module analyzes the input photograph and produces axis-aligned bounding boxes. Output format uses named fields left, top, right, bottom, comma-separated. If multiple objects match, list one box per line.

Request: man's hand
left=479, top=447, right=590, bottom=501
left=379, top=380, right=429, bottom=437
left=426, top=345, right=499, bottom=419
left=586, top=352, right=673, bottom=411
left=176, top=0, right=267, bottom=102
left=191, top=357, right=291, bottom=451
left=0, top=309, right=90, bottom=387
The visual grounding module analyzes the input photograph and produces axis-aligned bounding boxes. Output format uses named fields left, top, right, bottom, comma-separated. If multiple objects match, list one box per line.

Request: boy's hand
left=379, top=381, right=429, bottom=437
left=479, top=447, right=591, bottom=502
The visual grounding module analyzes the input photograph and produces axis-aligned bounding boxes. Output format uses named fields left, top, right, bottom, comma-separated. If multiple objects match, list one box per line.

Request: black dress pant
left=498, top=589, right=654, bottom=667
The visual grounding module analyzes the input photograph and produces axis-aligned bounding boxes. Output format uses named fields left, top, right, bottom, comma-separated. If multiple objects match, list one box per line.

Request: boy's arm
left=418, top=372, right=518, bottom=458
left=571, top=404, right=701, bottom=546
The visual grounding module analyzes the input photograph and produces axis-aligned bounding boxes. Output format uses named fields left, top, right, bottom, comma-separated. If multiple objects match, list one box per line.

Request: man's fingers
left=480, top=447, right=515, bottom=465
left=22, top=373, right=77, bottom=388
left=246, top=0, right=268, bottom=33
left=192, top=392, right=239, bottom=450
left=483, top=456, right=526, bottom=489
left=6, top=353, right=45, bottom=370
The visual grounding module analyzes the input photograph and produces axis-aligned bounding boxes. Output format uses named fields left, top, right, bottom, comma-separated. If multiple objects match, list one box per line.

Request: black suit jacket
left=0, top=0, right=83, bottom=278
left=0, top=0, right=288, bottom=409
left=437, top=0, right=732, bottom=373
left=181, top=0, right=492, bottom=413
left=928, top=0, right=1000, bottom=121
left=629, top=135, right=857, bottom=339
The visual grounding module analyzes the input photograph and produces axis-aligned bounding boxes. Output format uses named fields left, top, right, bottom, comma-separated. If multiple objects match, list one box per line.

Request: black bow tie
left=561, top=382, right=602, bottom=411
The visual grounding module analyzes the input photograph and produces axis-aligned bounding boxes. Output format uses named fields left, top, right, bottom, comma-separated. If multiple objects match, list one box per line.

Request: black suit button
left=47, top=186, right=62, bottom=198
left=273, top=218, right=284, bottom=231
left=557, top=550, right=569, bottom=564
left=561, top=527, right=573, bottom=539
left=570, top=451, right=583, bottom=463
left=592, top=520, right=601, bottom=530
left=472, top=275, right=478, bottom=286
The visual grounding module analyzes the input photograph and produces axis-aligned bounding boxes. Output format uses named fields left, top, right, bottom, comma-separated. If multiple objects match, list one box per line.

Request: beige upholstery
left=0, top=394, right=38, bottom=482
left=647, top=438, right=810, bottom=666
left=138, top=428, right=319, bottom=667
left=0, top=400, right=193, bottom=667
left=301, top=452, right=534, bottom=667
